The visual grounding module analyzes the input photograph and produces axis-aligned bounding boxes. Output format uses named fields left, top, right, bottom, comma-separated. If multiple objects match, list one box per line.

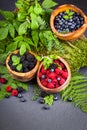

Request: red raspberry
left=55, top=83, right=60, bottom=88
left=39, top=72, right=42, bottom=78
left=47, top=83, right=54, bottom=89
left=46, top=70, right=50, bottom=76
left=41, top=66, right=47, bottom=74
left=6, top=86, right=12, bottom=92
left=52, top=79, right=58, bottom=85
left=59, top=78, right=65, bottom=85
left=12, top=90, right=18, bottom=96
left=47, top=72, right=57, bottom=79
left=0, top=78, right=7, bottom=84
left=55, top=68, right=61, bottom=74
left=62, top=71, right=68, bottom=79
left=41, top=80, right=48, bottom=87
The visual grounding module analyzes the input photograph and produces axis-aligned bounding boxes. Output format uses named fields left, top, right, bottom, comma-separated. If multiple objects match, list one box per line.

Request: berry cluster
left=39, top=59, right=68, bottom=89
left=6, top=86, right=26, bottom=102
left=8, top=52, right=37, bottom=73
left=54, top=10, right=84, bottom=33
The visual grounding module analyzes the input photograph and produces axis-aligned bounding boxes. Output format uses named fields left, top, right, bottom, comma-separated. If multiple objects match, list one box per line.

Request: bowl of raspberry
left=37, top=56, right=71, bottom=93
left=6, top=50, right=40, bottom=82
left=50, top=4, right=87, bottom=41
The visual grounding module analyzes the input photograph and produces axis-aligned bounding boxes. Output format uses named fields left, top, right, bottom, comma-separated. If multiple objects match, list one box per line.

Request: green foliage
left=20, top=44, right=26, bottom=55
left=32, top=85, right=41, bottom=101
left=42, top=0, right=58, bottom=9
left=12, top=55, right=20, bottom=65
left=0, top=27, right=8, bottom=40
left=63, top=9, right=74, bottom=20
left=0, top=10, right=14, bottom=20
left=61, top=72, right=87, bottom=113
left=44, top=94, right=54, bottom=106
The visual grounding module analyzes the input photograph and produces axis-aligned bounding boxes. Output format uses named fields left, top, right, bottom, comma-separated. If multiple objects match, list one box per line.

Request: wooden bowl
left=37, top=56, right=71, bottom=93
left=50, top=4, right=87, bottom=41
left=6, top=50, right=40, bottom=82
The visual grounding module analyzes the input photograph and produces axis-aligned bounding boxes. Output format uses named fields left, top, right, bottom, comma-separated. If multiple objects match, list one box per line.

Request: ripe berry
left=0, top=78, right=7, bottom=84
left=59, top=78, right=65, bottom=85
left=47, top=72, right=57, bottom=79
left=6, top=86, right=12, bottom=92
left=41, top=80, right=48, bottom=87
left=62, top=71, right=68, bottom=79
left=12, top=90, right=18, bottom=96
left=47, top=83, right=54, bottom=89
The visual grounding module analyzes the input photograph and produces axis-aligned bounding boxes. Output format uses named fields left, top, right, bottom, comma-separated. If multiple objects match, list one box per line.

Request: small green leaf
left=16, top=64, right=22, bottom=71
left=0, top=10, right=14, bottom=20
left=0, top=27, right=8, bottom=40
left=31, top=30, right=39, bottom=48
left=20, top=44, right=26, bottom=56
left=6, top=42, right=17, bottom=53
left=34, top=3, right=43, bottom=15
left=18, top=21, right=29, bottom=35
left=17, top=10, right=27, bottom=21
left=13, top=20, right=20, bottom=32
left=12, top=55, right=20, bottom=65
left=42, top=0, right=58, bottom=9
left=63, top=15, right=69, bottom=20
left=8, top=24, right=15, bottom=38
left=0, top=20, right=8, bottom=27
left=30, top=13, right=39, bottom=29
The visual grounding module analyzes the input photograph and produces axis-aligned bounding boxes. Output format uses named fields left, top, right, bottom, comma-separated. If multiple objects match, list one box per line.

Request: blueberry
left=48, top=79, right=52, bottom=83
left=39, top=98, right=45, bottom=104
left=53, top=93, right=60, bottom=101
left=42, top=75, right=46, bottom=79
left=50, top=68, right=55, bottom=72
left=57, top=77, right=60, bottom=81
left=17, top=93, right=23, bottom=98
left=20, top=98, right=26, bottom=102
left=40, top=91, right=49, bottom=98
left=4, top=94, right=10, bottom=98
left=43, top=104, right=50, bottom=110
left=67, top=97, right=73, bottom=102
left=17, top=87, right=25, bottom=93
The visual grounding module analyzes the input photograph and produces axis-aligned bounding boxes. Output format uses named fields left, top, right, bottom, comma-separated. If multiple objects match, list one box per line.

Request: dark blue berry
left=20, top=98, right=26, bottom=102
left=39, top=98, right=45, bottom=104
left=43, top=104, right=50, bottom=110
left=4, top=94, right=10, bottom=98
left=17, top=93, right=23, bottom=98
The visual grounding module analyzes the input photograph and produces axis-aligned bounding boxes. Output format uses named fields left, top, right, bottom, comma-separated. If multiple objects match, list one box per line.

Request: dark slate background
left=0, top=1, right=87, bottom=130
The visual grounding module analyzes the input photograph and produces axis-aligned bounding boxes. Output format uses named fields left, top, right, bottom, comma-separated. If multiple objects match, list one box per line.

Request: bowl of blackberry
left=6, top=50, right=39, bottom=82
left=37, top=56, right=71, bottom=93
left=50, top=4, right=87, bottom=40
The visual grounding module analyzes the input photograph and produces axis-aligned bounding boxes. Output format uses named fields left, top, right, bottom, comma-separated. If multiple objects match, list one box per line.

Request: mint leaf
left=30, top=13, right=39, bottom=29
left=0, top=27, right=8, bottom=40
left=8, top=24, right=15, bottom=38
left=42, top=0, right=58, bottom=9
left=0, top=10, right=14, bottom=20
left=6, top=42, right=17, bottom=53
left=31, top=30, right=39, bottom=48
left=34, top=3, right=43, bottom=15
left=20, top=44, right=26, bottom=56
left=17, top=10, right=27, bottom=21
left=13, top=20, right=20, bottom=32
left=18, top=21, right=29, bottom=35
left=16, top=64, right=22, bottom=71
left=12, top=55, right=20, bottom=65
left=63, top=15, right=69, bottom=20
left=0, top=20, right=8, bottom=27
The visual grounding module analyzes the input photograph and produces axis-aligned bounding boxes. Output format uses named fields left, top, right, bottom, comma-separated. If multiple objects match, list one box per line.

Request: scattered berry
left=20, top=98, right=26, bottom=102
left=4, top=94, right=10, bottom=98
left=6, top=86, right=12, bottom=92
left=39, top=98, right=45, bottom=104
left=12, top=90, right=18, bottom=96
left=43, top=104, right=50, bottom=110
left=0, top=78, right=7, bottom=84
left=17, top=93, right=23, bottom=98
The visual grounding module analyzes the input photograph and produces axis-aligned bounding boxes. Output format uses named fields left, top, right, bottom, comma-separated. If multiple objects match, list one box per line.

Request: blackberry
left=49, top=63, right=58, bottom=70
left=23, top=67, right=29, bottom=72
left=22, top=60, right=29, bottom=68
left=17, top=86, right=25, bottom=93
left=39, top=98, right=45, bottom=104
left=20, top=55, right=26, bottom=62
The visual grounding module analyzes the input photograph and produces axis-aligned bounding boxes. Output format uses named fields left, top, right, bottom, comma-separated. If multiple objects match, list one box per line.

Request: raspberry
left=41, top=66, right=47, bottom=74
left=6, top=86, right=12, bottom=92
left=62, top=71, right=68, bottom=79
left=55, top=68, right=61, bottom=74
left=41, top=80, right=48, bottom=87
left=59, top=62, right=65, bottom=69
left=0, top=78, right=7, bottom=84
left=47, top=83, right=54, bottom=89
left=59, top=78, right=65, bottom=85
left=52, top=79, right=58, bottom=85
left=47, top=72, right=57, bottom=79
left=12, top=90, right=18, bottom=96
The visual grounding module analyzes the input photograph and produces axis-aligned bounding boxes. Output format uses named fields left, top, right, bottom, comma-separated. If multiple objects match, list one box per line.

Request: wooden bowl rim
left=6, top=50, right=39, bottom=77
left=37, top=56, right=71, bottom=93
left=50, top=4, right=87, bottom=37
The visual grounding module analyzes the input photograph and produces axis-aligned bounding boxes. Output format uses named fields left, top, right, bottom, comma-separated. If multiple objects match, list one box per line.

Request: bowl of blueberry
left=50, top=4, right=87, bottom=41
left=6, top=50, right=40, bottom=82
left=37, top=56, right=71, bottom=93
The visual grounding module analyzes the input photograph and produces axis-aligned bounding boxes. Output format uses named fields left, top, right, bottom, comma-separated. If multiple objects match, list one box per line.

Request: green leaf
left=0, top=20, right=8, bottom=27
left=28, top=6, right=34, bottom=14
left=8, top=24, right=15, bottom=38
left=0, top=10, right=14, bottom=20
left=63, top=15, right=69, bottom=20
left=0, top=27, right=8, bottom=40
left=17, top=10, right=27, bottom=21
left=42, top=0, right=58, bottom=9
left=31, top=30, right=39, bottom=48
left=44, top=94, right=54, bottom=106
left=12, top=55, right=20, bottom=65
left=18, top=21, right=29, bottom=35
left=34, top=3, right=43, bottom=15
left=0, top=65, right=9, bottom=74
left=20, top=44, right=26, bottom=56
left=16, top=64, right=22, bottom=71
left=13, top=20, right=20, bottom=32
left=6, top=42, right=17, bottom=53
left=30, top=13, right=39, bottom=30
